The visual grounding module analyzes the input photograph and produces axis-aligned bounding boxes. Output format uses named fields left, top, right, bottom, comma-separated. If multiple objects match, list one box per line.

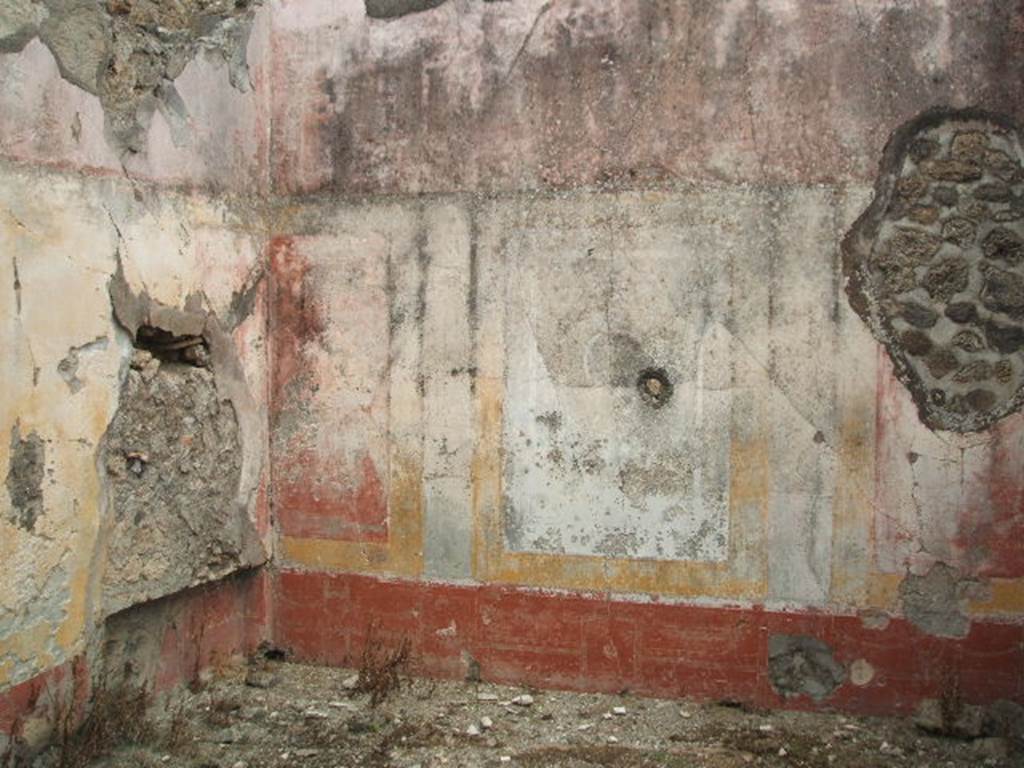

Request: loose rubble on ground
left=39, top=657, right=1023, bottom=768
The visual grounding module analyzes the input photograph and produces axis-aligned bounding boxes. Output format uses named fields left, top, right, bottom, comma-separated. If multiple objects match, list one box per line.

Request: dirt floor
left=35, top=658, right=1023, bottom=768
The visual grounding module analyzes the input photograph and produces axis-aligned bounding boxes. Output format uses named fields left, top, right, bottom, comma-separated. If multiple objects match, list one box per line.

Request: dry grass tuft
left=55, top=679, right=154, bottom=768
left=352, top=622, right=412, bottom=708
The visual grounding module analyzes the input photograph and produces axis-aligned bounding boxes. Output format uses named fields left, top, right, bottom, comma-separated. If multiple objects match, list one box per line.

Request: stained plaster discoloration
left=272, top=0, right=1024, bottom=196
left=5, top=423, right=45, bottom=533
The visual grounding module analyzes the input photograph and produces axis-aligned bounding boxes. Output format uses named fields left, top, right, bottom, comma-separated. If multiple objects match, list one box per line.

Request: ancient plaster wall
left=0, top=0, right=271, bottom=191
left=0, top=7, right=274, bottom=746
left=2, top=0, right=1024, bottom=742
left=269, top=0, right=1023, bottom=195
left=268, top=0, right=1024, bottom=710
left=0, top=162, right=271, bottom=705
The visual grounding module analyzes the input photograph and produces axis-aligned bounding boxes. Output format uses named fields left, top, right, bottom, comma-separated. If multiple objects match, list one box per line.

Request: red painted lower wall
left=273, top=569, right=1024, bottom=716
left=0, top=569, right=269, bottom=758
left=4, top=564, right=1020, bottom=757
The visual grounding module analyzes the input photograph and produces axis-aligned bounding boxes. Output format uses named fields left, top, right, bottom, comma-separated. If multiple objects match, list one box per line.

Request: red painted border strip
left=273, top=569, right=1024, bottom=716
left=0, top=570, right=271, bottom=755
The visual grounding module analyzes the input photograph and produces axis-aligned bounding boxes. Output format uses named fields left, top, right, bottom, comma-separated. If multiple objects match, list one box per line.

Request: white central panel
left=501, top=205, right=734, bottom=561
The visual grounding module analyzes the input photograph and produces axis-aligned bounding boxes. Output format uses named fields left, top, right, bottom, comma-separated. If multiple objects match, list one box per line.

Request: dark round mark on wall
left=637, top=368, right=672, bottom=409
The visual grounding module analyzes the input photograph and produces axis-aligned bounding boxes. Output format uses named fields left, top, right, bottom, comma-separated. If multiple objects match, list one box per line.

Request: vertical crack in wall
left=843, top=107, right=1024, bottom=432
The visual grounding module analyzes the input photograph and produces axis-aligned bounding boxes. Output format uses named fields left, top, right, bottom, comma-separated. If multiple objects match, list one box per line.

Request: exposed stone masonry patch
left=844, top=108, right=1024, bottom=432
left=101, top=344, right=244, bottom=613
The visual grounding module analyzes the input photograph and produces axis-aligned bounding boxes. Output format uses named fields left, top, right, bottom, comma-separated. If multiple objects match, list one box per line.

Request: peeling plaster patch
left=898, top=562, right=975, bottom=638
left=3, top=0, right=261, bottom=152
left=224, top=262, right=265, bottom=331
left=914, top=698, right=985, bottom=738
left=768, top=635, right=846, bottom=702
left=56, top=336, right=108, bottom=394
left=843, top=108, right=1024, bottom=432
left=364, top=0, right=449, bottom=19
left=5, top=424, right=45, bottom=533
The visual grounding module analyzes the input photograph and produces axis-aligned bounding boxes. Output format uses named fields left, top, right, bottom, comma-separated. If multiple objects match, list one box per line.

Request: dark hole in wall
left=636, top=367, right=673, bottom=408
left=134, top=325, right=209, bottom=367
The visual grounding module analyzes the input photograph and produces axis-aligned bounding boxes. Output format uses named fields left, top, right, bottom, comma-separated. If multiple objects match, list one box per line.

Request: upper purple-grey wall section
left=1, top=0, right=1021, bottom=195
left=269, top=0, right=1024, bottom=196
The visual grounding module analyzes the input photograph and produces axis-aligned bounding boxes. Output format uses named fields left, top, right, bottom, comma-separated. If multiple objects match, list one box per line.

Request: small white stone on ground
left=512, top=694, right=534, bottom=706
left=467, top=724, right=481, bottom=736
left=481, top=716, right=493, bottom=729
left=342, top=674, right=359, bottom=689
left=612, top=706, right=627, bottom=716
